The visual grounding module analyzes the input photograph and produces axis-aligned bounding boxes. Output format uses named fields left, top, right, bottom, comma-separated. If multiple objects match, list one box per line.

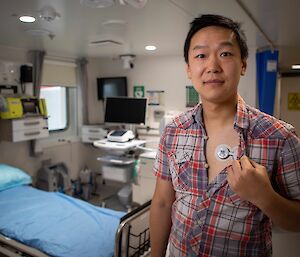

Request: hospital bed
left=0, top=164, right=151, bottom=257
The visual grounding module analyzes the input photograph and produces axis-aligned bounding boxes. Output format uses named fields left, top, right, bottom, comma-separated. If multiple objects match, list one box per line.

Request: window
left=40, top=86, right=67, bottom=131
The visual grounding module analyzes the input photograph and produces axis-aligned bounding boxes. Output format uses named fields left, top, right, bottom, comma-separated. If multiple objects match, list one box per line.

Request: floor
left=81, top=179, right=139, bottom=212
left=89, top=183, right=126, bottom=211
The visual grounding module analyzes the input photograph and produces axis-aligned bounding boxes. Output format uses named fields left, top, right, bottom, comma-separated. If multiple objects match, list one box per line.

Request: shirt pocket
left=168, top=150, right=193, bottom=191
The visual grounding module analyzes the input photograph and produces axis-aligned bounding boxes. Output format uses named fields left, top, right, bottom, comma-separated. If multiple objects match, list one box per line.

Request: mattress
left=0, top=185, right=125, bottom=257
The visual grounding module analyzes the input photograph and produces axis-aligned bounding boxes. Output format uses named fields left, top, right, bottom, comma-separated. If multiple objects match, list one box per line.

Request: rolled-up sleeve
left=276, top=133, right=300, bottom=200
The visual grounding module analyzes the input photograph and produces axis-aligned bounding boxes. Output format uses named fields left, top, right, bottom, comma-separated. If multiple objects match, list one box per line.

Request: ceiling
left=0, top=0, right=300, bottom=71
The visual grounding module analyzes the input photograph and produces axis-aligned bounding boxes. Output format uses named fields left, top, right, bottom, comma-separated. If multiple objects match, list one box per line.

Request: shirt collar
left=191, top=95, right=250, bottom=130
left=234, top=95, right=250, bottom=130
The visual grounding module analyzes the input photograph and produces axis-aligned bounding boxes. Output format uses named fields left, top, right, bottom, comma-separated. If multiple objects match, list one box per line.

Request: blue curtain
left=256, top=50, right=279, bottom=115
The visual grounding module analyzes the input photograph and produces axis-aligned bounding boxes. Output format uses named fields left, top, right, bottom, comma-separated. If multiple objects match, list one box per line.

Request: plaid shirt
left=153, top=96, right=300, bottom=257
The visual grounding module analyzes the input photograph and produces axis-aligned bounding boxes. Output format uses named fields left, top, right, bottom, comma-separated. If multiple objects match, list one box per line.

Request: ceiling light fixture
left=19, top=16, right=36, bottom=23
left=145, top=45, right=157, bottom=51
left=291, top=64, right=300, bottom=69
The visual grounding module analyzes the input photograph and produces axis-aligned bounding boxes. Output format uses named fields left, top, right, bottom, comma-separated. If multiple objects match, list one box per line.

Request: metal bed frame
left=0, top=201, right=151, bottom=257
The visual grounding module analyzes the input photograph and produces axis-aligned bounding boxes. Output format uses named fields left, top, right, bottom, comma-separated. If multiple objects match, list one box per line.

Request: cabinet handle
left=24, top=131, right=41, bottom=136
left=24, top=121, right=40, bottom=126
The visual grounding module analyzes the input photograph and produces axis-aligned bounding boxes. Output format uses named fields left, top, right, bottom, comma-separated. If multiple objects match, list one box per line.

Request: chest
left=206, top=128, right=240, bottom=183
left=167, top=126, right=281, bottom=193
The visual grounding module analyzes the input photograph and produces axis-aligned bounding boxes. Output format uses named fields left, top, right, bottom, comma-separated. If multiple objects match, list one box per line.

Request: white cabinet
left=81, top=125, right=107, bottom=143
left=0, top=117, right=49, bottom=142
left=132, top=152, right=156, bottom=205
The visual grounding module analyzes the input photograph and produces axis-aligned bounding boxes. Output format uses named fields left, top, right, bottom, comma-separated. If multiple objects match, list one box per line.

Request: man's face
left=186, top=26, right=247, bottom=105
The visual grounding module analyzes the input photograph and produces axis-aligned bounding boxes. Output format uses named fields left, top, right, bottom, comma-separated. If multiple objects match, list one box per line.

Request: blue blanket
left=0, top=186, right=125, bottom=257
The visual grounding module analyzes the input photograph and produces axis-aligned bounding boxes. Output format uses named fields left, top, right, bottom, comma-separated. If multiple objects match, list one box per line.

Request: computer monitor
left=104, top=97, right=147, bottom=125
left=97, top=77, right=127, bottom=100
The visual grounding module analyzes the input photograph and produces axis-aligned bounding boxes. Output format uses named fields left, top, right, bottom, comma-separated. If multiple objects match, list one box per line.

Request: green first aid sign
left=133, top=85, right=145, bottom=98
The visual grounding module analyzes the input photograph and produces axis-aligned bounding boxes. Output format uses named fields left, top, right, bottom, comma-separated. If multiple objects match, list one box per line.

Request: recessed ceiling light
left=291, top=64, right=300, bottom=69
left=145, top=45, right=157, bottom=51
left=19, top=16, right=36, bottom=23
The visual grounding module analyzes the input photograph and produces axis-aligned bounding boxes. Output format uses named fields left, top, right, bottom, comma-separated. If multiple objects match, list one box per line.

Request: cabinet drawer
left=81, top=125, right=107, bottom=143
left=0, top=117, right=49, bottom=142
left=12, top=118, right=48, bottom=131
left=81, top=126, right=106, bottom=134
left=12, top=127, right=49, bottom=142
left=81, top=134, right=105, bottom=143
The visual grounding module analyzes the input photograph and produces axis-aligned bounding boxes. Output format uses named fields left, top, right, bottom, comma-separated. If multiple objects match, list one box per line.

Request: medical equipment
left=107, top=129, right=135, bottom=142
left=36, top=162, right=72, bottom=194
left=104, top=97, right=147, bottom=126
left=0, top=96, right=47, bottom=119
left=215, top=144, right=238, bottom=161
left=93, top=139, right=146, bottom=156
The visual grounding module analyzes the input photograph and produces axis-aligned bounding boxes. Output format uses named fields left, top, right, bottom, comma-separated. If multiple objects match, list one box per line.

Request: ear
left=186, top=63, right=192, bottom=79
left=241, top=59, right=247, bottom=76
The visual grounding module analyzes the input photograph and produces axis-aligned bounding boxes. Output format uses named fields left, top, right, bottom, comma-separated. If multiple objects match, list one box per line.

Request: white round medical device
left=215, top=144, right=238, bottom=161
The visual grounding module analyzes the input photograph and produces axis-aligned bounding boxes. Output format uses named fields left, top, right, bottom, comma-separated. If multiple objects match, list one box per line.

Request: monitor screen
left=104, top=97, right=147, bottom=125
left=97, top=77, right=127, bottom=100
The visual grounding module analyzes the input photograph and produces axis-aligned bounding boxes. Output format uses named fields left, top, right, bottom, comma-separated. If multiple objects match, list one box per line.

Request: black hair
left=184, top=14, right=248, bottom=63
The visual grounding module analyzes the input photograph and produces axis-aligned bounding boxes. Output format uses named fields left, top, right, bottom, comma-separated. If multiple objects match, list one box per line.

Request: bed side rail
left=115, top=200, right=151, bottom=257
left=0, top=234, right=49, bottom=257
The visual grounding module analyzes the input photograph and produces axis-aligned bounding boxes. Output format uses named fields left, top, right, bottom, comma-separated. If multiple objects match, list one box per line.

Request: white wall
left=86, top=46, right=257, bottom=126
left=279, top=76, right=300, bottom=134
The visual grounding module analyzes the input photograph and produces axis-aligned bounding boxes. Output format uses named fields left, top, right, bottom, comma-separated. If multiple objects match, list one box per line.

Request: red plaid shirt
left=153, top=96, right=300, bottom=257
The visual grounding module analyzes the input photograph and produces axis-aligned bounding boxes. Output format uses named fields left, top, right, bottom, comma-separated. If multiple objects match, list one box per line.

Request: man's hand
left=227, top=155, right=273, bottom=206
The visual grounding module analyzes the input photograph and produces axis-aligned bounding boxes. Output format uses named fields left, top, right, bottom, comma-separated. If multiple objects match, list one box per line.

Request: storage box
left=102, top=165, right=133, bottom=182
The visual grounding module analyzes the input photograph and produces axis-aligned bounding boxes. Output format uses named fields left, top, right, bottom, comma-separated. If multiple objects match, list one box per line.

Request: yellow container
left=38, top=98, right=48, bottom=117
left=0, top=97, right=23, bottom=119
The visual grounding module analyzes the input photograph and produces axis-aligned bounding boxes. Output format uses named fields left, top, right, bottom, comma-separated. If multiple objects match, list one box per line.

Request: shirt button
left=203, top=135, right=209, bottom=140
left=204, top=163, right=209, bottom=169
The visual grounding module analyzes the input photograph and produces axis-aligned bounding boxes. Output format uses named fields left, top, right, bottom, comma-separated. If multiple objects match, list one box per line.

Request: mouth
left=203, top=79, right=224, bottom=85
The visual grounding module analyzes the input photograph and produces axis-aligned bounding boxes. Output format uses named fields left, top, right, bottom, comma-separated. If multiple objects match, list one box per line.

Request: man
left=150, top=14, right=300, bottom=257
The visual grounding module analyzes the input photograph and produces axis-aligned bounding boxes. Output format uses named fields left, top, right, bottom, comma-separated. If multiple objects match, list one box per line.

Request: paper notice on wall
left=267, top=60, right=277, bottom=72
left=147, top=90, right=165, bottom=105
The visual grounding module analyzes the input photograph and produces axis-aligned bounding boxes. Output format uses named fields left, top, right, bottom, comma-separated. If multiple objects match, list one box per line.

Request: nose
left=206, top=55, right=221, bottom=73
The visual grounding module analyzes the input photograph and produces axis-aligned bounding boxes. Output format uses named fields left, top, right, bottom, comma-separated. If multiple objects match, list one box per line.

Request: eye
left=220, top=52, right=233, bottom=57
left=195, top=53, right=205, bottom=59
